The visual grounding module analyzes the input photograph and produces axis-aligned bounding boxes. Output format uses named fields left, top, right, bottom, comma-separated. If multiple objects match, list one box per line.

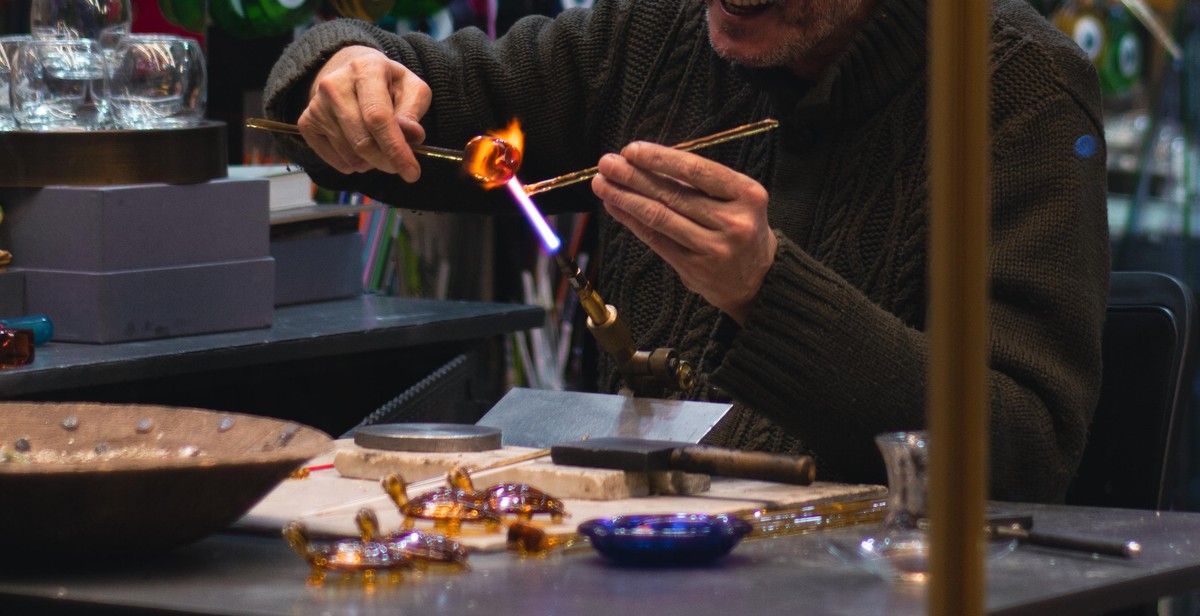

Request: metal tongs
left=921, top=514, right=1141, bottom=558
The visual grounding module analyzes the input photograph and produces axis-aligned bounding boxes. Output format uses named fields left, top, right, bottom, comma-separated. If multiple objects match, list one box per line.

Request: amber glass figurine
left=0, top=326, right=34, bottom=368
left=354, top=507, right=469, bottom=569
left=447, top=467, right=569, bottom=523
left=282, top=520, right=415, bottom=586
left=381, top=472, right=503, bottom=535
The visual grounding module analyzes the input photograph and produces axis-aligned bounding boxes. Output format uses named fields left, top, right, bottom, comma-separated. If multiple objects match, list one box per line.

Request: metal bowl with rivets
left=0, top=401, right=332, bottom=558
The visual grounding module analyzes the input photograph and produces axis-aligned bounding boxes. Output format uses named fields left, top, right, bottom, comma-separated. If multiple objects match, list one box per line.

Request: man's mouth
left=719, top=0, right=777, bottom=17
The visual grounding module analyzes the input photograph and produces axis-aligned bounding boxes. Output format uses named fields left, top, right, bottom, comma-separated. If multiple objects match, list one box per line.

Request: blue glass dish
left=577, top=513, right=753, bottom=566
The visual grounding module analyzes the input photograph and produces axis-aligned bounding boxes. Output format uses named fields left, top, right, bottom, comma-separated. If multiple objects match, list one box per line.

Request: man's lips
left=719, top=0, right=776, bottom=17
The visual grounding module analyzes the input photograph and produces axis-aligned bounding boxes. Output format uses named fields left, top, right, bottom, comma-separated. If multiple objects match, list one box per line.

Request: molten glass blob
left=463, top=135, right=523, bottom=186
left=464, top=118, right=525, bottom=187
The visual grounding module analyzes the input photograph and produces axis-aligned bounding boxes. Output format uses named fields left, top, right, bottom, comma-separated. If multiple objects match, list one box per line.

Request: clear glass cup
left=109, top=34, right=206, bottom=129
left=0, top=34, right=33, bottom=131
left=30, top=0, right=131, bottom=60
left=858, top=430, right=931, bottom=583
left=10, top=38, right=110, bottom=131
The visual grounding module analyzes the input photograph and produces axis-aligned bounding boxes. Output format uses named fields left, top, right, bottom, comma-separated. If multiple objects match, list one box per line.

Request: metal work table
left=0, top=503, right=1197, bottom=615
left=0, top=295, right=545, bottom=435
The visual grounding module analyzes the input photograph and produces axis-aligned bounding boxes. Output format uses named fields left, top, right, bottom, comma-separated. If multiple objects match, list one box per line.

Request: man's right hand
left=297, top=45, right=431, bottom=182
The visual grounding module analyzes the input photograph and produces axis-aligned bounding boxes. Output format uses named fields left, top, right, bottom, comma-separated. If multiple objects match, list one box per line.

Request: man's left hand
left=592, top=141, right=777, bottom=325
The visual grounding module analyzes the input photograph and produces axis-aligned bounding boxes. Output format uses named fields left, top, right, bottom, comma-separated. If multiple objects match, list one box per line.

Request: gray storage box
left=270, top=230, right=364, bottom=306
left=22, top=257, right=275, bottom=343
left=0, top=178, right=269, bottom=272
left=0, top=270, right=24, bottom=317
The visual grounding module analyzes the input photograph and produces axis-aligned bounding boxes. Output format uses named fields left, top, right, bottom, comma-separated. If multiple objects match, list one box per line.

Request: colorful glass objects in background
left=389, top=0, right=450, bottom=20
left=577, top=513, right=753, bottom=566
left=156, top=0, right=206, bottom=33
left=0, top=314, right=53, bottom=345
left=1051, top=1, right=1144, bottom=97
left=208, top=0, right=321, bottom=38
left=328, top=0, right=396, bottom=20
left=1053, top=1, right=1109, bottom=68
left=1100, top=2, right=1143, bottom=96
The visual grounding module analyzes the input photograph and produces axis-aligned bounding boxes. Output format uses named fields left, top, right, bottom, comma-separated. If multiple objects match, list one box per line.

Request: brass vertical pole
left=928, top=0, right=991, bottom=615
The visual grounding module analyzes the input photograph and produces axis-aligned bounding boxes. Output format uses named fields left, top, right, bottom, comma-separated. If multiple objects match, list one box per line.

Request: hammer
left=550, top=437, right=816, bottom=485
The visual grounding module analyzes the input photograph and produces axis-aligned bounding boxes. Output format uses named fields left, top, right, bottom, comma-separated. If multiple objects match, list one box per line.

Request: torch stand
left=556, top=254, right=695, bottom=396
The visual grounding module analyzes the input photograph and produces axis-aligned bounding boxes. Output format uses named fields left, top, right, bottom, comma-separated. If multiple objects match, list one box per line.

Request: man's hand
left=298, top=45, right=431, bottom=182
left=592, top=142, right=777, bottom=325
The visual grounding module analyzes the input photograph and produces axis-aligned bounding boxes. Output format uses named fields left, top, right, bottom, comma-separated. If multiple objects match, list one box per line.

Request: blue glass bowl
left=577, top=513, right=753, bottom=566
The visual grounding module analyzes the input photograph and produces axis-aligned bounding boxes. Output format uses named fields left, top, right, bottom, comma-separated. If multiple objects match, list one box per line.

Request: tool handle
left=670, top=445, right=816, bottom=485
left=993, top=526, right=1141, bottom=558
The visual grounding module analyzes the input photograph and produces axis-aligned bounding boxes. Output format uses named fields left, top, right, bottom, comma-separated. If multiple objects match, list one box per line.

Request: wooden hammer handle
left=670, top=446, right=816, bottom=485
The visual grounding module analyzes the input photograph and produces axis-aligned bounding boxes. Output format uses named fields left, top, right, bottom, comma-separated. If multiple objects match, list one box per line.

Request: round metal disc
left=353, top=423, right=502, bottom=453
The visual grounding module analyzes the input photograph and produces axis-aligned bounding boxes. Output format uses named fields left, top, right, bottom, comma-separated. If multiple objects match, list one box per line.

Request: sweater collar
left=739, top=0, right=929, bottom=129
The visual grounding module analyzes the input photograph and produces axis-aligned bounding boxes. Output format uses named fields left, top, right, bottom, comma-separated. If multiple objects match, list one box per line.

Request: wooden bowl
left=0, top=401, right=332, bottom=556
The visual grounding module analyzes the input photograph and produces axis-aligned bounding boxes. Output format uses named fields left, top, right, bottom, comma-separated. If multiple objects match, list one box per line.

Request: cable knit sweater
left=264, top=0, right=1110, bottom=503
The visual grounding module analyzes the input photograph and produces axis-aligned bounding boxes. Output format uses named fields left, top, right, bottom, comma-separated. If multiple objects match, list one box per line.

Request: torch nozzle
left=555, top=254, right=611, bottom=326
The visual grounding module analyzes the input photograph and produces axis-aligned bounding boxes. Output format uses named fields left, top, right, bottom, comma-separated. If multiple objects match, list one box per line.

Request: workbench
left=0, top=295, right=545, bottom=437
left=0, top=502, right=1196, bottom=615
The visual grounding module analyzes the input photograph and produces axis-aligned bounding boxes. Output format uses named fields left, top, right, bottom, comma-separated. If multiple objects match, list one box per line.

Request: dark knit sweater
left=264, top=0, right=1110, bottom=503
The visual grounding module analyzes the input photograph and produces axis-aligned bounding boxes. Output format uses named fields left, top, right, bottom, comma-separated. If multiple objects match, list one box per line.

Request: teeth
left=724, top=0, right=776, bottom=6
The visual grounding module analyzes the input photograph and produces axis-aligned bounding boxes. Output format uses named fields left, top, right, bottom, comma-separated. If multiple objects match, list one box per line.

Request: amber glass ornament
left=0, top=327, right=34, bottom=368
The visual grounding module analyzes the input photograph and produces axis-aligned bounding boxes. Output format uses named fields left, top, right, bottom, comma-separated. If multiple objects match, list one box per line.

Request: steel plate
left=354, top=423, right=502, bottom=453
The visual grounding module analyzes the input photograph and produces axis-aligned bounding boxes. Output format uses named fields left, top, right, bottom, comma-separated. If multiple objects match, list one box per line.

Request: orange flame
left=493, top=118, right=524, bottom=153
left=465, top=119, right=524, bottom=188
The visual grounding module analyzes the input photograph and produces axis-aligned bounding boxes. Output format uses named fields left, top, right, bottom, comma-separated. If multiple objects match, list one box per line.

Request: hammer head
left=549, top=437, right=684, bottom=471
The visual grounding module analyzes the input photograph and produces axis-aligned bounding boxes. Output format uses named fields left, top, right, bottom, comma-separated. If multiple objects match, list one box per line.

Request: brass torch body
left=556, top=255, right=694, bottom=393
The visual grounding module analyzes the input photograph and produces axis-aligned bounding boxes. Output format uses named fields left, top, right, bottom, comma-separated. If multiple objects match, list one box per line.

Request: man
left=264, top=0, right=1110, bottom=503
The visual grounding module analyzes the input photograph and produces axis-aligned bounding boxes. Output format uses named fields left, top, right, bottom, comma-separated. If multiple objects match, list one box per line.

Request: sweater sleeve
left=262, top=6, right=628, bottom=214
left=711, top=24, right=1109, bottom=504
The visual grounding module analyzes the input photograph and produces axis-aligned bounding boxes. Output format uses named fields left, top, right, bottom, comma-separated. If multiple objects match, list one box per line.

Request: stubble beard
left=705, top=2, right=863, bottom=71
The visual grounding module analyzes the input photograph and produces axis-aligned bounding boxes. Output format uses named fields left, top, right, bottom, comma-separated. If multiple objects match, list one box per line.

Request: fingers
left=597, top=174, right=694, bottom=275
left=592, top=142, right=776, bottom=323
left=298, top=46, right=431, bottom=182
left=621, top=141, right=747, bottom=201
left=593, top=152, right=717, bottom=253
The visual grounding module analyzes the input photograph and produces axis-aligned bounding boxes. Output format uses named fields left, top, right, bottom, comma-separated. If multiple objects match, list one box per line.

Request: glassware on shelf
left=29, top=0, right=131, bottom=61
left=9, top=37, right=109, bottom=130
left=0, top=34, right=32, bottom=130
left=109, top=34, right=206, bottom=129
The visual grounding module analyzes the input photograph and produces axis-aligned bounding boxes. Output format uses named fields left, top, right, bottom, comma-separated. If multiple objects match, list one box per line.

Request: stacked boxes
left=0, top=178, right=275, bottom=343
left=270, top=228, right=364, bottom=306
